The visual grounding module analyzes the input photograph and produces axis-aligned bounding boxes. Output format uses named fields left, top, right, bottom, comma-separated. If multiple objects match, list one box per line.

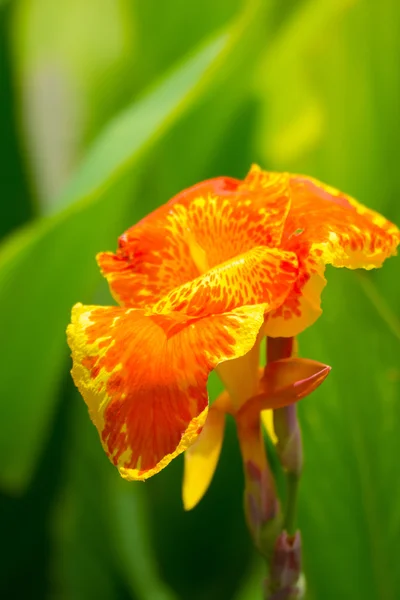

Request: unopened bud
left=265, top=530, right=305, bottom=599
left=243, top=459, right=282, bottom=558
left=237, top=413, right=283, bottom=559
left=273, top=405, right=303, bottom=476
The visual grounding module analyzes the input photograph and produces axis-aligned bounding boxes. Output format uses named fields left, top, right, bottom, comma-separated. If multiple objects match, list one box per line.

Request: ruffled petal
left=67, top=302, right=266, bottom=480
left=182, top=403, right=226, bottom=510
left=264, top=261, right=326, bottom=337
left=284, top=175, right=400, bottom=269
left=152, top=246, right=298, bottom=317
left=264, top=173, right=399, bottom=336
left=238, top=164, right=291, bottom=247
left=97, top=178, right=237, bottom=307
left=97, top=170, right=292, bottom=308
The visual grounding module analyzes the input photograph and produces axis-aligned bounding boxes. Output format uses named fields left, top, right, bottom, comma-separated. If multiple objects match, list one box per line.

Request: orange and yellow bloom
left=67, top=165, right=399, bottom=494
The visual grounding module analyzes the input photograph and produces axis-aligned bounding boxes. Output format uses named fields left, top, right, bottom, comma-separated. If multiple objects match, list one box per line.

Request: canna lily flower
left=67, top=165, right=399, bottom=491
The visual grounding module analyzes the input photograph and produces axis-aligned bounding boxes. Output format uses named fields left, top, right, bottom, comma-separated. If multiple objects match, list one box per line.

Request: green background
left=1, top=0, right=399, bottom=598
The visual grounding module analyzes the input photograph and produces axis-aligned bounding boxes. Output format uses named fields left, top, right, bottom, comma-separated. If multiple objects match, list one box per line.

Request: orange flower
left=67, top=165, right=399, bottom=488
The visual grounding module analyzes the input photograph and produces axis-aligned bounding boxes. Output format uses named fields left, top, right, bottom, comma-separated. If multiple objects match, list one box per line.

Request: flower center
left=216, top=325, right=265, bottom=410
left=185, top=233, right=264, bottom=409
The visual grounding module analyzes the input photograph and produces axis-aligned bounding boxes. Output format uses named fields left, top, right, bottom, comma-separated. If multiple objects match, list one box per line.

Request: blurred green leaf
left=11, top=0, right=136, bottom=209
left=56, top=33, right=226, bottom=211
left=0, top=30, right=228, bottom=494
left=0, top=3, right=34, bottom=238
left=0, top=174, right=135, bottom=494
left=131, top=0, right=241, bottom=91
left=140, top=1, right=268, bottom=199
left=233, top=560, right=265, bottom=600
left=2, top=0, right=400, bottom=598
left=50, top=399, right=176, bottom=600
left=299, top=268, right=400, bottom=600
left=255, top=0, right=355, bottom=170
left=356, top=272, right=400, bottom=344
left=146, top=418, right=255, bottom=600
left=0, top=376, right=70, bottom=600
left=0, top=0, right=268, bottom=497
left=258, top=2, right=400, bottom=598
left=108, top=476, right=177, bottom=600
left=50, top=402, right=120, bottom=600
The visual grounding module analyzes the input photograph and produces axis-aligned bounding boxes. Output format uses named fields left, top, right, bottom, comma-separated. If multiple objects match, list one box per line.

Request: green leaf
left=299, top=268, right=400, bottom=600
left=56, top=33, right=227, bottom=211
left=139, top=1, right=268, bottom=198
left=11, top=0, right=136, bottom=210
left=232, top=560, right=265, bottom=600
left=107, top=476, right=178, bottom=600
left=253, top=2, right=400, bottom=598
left=0, top=31, right=228, bottom=494
left=49, top=404, right=123, bottom=600
left=0, top=0, right=267, bottom=494
left=0, top=3, right=34, bottom=237
left=255, top=0, right=356, bottom=171
left=50, top=400, right=177, bottom=600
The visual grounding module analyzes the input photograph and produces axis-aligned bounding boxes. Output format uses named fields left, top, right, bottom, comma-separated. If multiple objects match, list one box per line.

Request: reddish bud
left=265, top=530, right=305, bottom=599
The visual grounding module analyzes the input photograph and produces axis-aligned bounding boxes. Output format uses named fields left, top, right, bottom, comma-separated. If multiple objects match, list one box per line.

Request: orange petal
left=152, top=246, right=298, bottom=317
left=285, top=175, right=400, bottom=269
left=238, top=164, right=291, bottom=246
left=97, top=171, right=292, bottom=308
left=67, top=302, right=266, bottom=480
left=177, top=167, right=291, bottom=266
left=150, top=245, right=297, bottom=410
left=263, top=171, right=399, bottom=335
left=238, top=357, right=331, bottom=421
left=261, top=357, right=331, bottom=406
left=182, top=404, right=226, bottom=510
left=97, top=178, right=237, bottom=307
left=264, top=261, right=326, bottom=337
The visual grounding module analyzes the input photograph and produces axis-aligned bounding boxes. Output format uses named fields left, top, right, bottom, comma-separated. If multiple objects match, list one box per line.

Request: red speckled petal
left=264, top=174, right=399, bottom=336
left=284, top=175, right=400, bottom=269
left=67, top=302, right=266, bottom=480
left=152, top=246, right=298, bottom=317
left=191, top=167, right=291, bottom=267
left=97, top=177, right=237, bottom=308
left=264, top=260, right=326, bottom=338
left=97, top=169, right=292, bottom=308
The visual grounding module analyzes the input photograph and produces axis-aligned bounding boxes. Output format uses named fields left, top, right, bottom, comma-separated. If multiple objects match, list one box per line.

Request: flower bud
left=243, top=458, right=282, bottom=557
left=237, top=414, right=282, bottom=558
left=265, top=530, right=305, bottom=599
left=273, top=405, right=303, bottom=476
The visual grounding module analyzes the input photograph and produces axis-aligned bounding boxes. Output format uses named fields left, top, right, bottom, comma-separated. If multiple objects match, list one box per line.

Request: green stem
left=284, top=472, right=300, bottom=535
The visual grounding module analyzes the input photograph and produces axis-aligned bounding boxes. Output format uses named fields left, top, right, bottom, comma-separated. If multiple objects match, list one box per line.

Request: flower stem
left=273, top=403, right=303, bottom=534
left=264, top=337, right=305, bottom=599
left=284, top=472, right=300, bottom=535
left=237, top=415, right=282, bottom=559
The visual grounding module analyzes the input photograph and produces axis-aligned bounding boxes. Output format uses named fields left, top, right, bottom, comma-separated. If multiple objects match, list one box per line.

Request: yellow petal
left=182, top=405, right=226, bottom=510
left=261, top=410, right=278, bottom=445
